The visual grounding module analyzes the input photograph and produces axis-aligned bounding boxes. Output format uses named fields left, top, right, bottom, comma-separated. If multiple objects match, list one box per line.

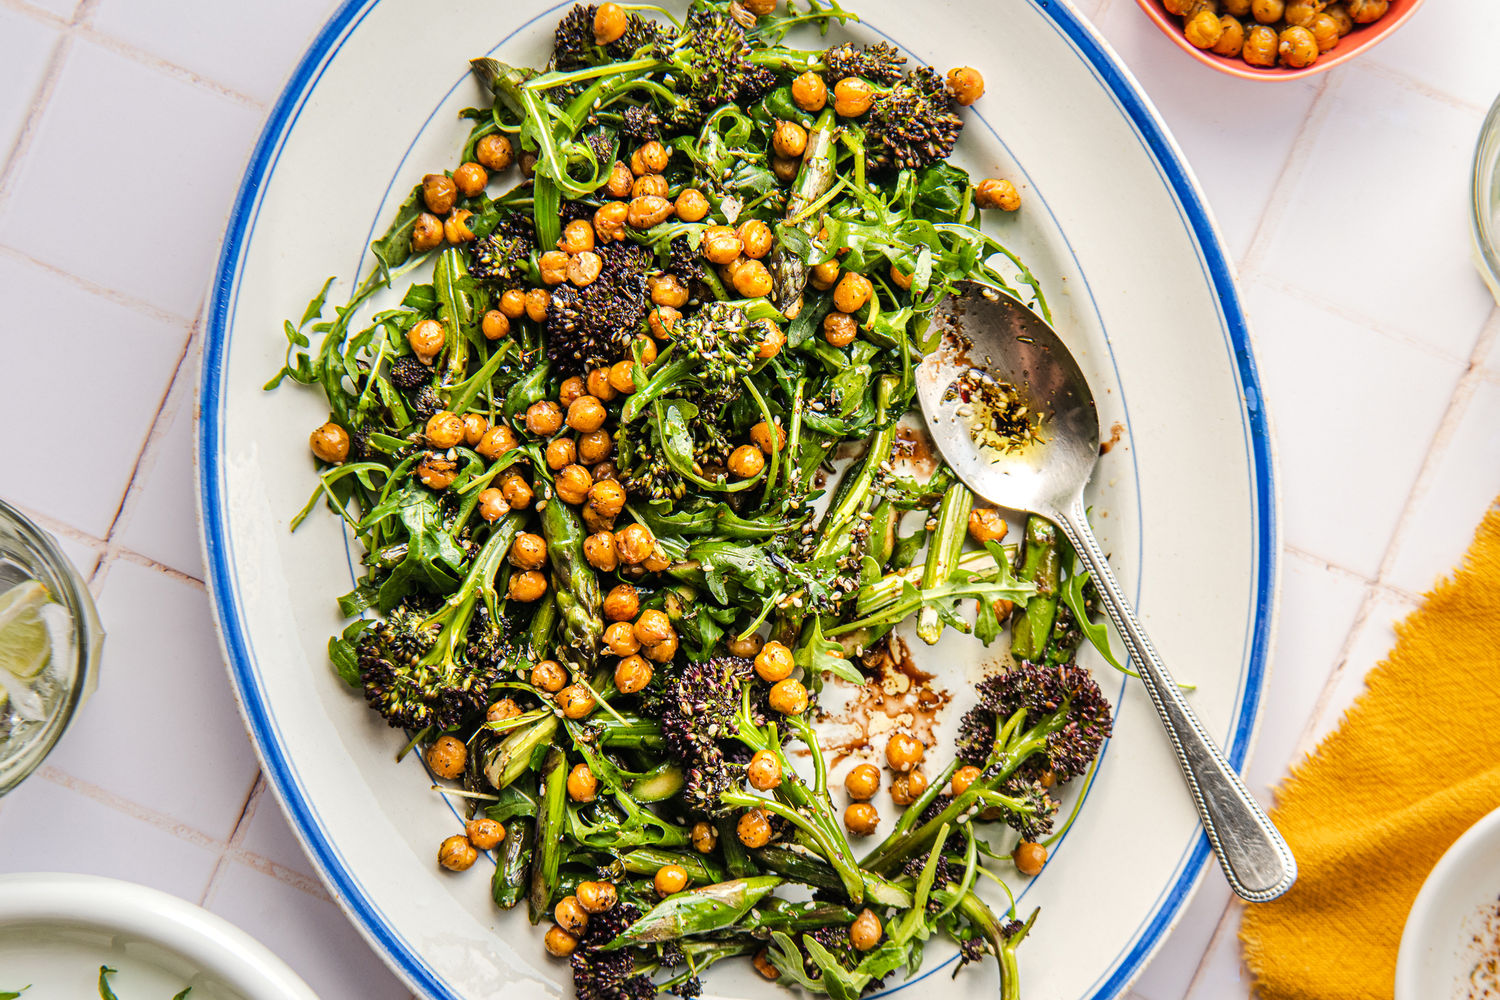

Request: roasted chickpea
left=453, top=162, right=488, bottom=199
left=637, top=140, right=670, bottom=173
left=1250, top=0, right=1283, bottom=21
left=477, top=487, right=511, bottom=523
left=633, top=609, right=674, bottom=647
left=754, top=641, right=794, bottom=682
left=425, top=411, right=463, bottom=449
left=417, top=453, right=459, bottom=491
left=555, top=464, right=594, bottom=505
left=309, top=422, right=349, bottom=464
left=648, top=305, right=680, bottom=339
left=487, top=697, right=521, bottom=723
left=632, top=173, right=669, bottom=199
left=558, top=219, right=595, bottom=256
left=560, top=397, right=604, bottom=437
left=539, top=250, right=569, bottom=285
left=603, top=583, right=640, bottom=622
left=654, top=864, right=689, bottom=896
left=545, top=436, right=577, bottom=471
left=946, top=66, right=984, bottom=105
left=557, top=683, right=596, bottom=719
left=411, top=212, right=443, bottom=252
left=1014, top=841, right=1048, bottom=876
left=850, top=909, right=883, bottom=951
left=467, top=817, right=505, bottom=850
left=508, top=570, right=547, bottom=602
left=1309, top=12, right=1340, bottom=50
left=499, top=288, right=527, bottom=318
left=593, top=2, right=627, bottom=43
left=477, top=425, right=519, bottom=460
left=889, top=264, right=913, bottom=290
left=769, top=677, right=808, bottom=715
left=601, top=622, right=638, bottom=659
left=744, top=0, right=775, bottom=13
left=749, top=420, right=785, bottom=455
left=423, top=173, right=457, bottom=214
left=1223, top=0, right=1251, bottom=12
left=581, top=505, right=614, bottom=534
left=1349, top=0, right=1387, bottom=19
left=500, top=470, right=534, bottom=509
left=614, top=653, right=654, bottom=694
left=976, top=177, right=1021, bottom=211
left=530, top=659, right=567, bottom=693
left=968, top=508, right=1009, bottom=544
left=951, top=764, right=983, bottom=797
left=733, top=259, right=773, bottom=298
left=809, top=258, right=841, bottom=291
left=747, top=750, right=782, bottom=790
left=726, top=632, right=764, bottom=659
left=823, top=311, right=858, bottom=347
left=844, top=763, right=881, bottom=801
left=885, top=733, right=925, bottom=773
left=1213, top=15, right=1247, bottom=56
left=608, top=360, right=638, bottom=396
left=443, top=209, right=475, bottom=244
left=1242, top=24, right=1278, bottom=65
left=1325, top=2, right=1354, bottom=34
left=890, top=769, right=927, bottom=806
left=832, top=272, right=873, bottom=314
left=593, top=201, right=629, bottom=244
left=476, top=133, right=515, bottom=172
left=1278, top=24, right=1319, bottom=67
left=1283, top=0, right=1318, bottom=24
left=555, top=895, right=589, bottom=934
left=525, top=400, right=564, bottom=437
left=791, top=71, right=827, bottom=112
left=753, top=950, right=780, bottom=980
left=615, top=523, right=656, bottom=565
left=521, top=151, right=538, bottom=176
left=674, top=187, right=710, bottom=222
left=833, top=77, right=874, bottom=117
left=544, top=925, right=578, bottom=958
left=737, top=808, right=773, bottom=848
left=756, top=321, right=785, bottom=360
left=844, top=802, right=880, bottom=836
left=692, top=820, right=718, bottom=853
left=479, top=310, right=511, bottom=343
left=571, top=430, right=609, bottom=466
left=770, top=155, right=801, bottom=184
left=628, top=195, right=674, bottom=229
left=773, top=120, right=809, bottom=158
left=439, top=834, right=477, bottom=871
left=525, top=288, right=551, bottom=322
left=606, top=161, right=634, bottom=198
left=508, top=532, right=548, bottom=571
left=426, top=735, right=467, bottom=779
left=1185, top=8, right=1224, bottom=48
left=702, top=230, right=744, bottom=265
left=408, top=318, right=446, bottom=364
left=580, top=533, right=616, bottom=574
left=577, top=880, right=618, bottom=914
left=737, top=219, right=773, bottom=259
left=728, top=444, right=766, bottom=479
left=649, top=273, right=690, bottom=309
left=584, top=368, right=618, bottom=404
left=567, top=251, right=604, bottom=289
left=567, top=762, right=598, bottom=803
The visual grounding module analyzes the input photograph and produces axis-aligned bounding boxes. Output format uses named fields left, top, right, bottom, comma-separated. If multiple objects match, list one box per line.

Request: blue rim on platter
left=198, top=1, right=1278, bottom=997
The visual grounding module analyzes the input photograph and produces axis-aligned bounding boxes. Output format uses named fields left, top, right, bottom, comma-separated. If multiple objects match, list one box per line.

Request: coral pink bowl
left=1133, top=0, right=1425, bottom=80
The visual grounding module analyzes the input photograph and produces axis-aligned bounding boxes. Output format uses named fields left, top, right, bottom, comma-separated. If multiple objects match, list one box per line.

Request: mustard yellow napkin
left=1240, top=501, right=1500, bottom=998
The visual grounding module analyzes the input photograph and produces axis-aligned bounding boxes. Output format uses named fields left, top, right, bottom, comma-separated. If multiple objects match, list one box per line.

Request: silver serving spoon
left=915, top=282, right=1297, bottom=903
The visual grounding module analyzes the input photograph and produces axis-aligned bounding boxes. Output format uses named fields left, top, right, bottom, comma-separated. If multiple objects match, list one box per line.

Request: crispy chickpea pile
left=1157, top=0, right=1383, bottom=69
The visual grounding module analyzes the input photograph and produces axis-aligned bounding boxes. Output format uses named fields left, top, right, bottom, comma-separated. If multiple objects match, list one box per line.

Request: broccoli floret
left=670, top=301, right=766, bottom=402
left=469, top=216, right=536, bottom=284
left=621, top=104, right=664, bottom=143
left=554, top=4, right=668, bottom=71
left=671, top=7, right=768, bottom=127
left=955, top=661, right=1112, bottom=783
left=388, top=355, right=431, bottom=390
left=547, top=241, right=653, bottom=374
left=822, top=41, right=907, bottom=86
left=570, top=902, right=656, bottom=1000
left=405, top=384, right=442, bottom=419
left=658, top=655, right=755, bottom=815
left=864, top=66, right=963, bottom=172
left=354, top=530, right=513, bottom=730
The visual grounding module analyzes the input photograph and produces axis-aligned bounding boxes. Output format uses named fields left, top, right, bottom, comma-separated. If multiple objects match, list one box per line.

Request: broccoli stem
left=811, top=375, right=897, bottom=561
left=619, top=847, right=727, bottom=885
left=527, top=748, right=568, bottom=923
left=915, top=485, right=973, bottom=644
left=954, top=894, right=1037, bottom=1000
left=1009, top=516, right=1060, bottom=661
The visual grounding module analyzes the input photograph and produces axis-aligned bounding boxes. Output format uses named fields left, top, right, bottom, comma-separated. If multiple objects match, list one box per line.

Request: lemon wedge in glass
left=0, top=580, right=53, bottom=680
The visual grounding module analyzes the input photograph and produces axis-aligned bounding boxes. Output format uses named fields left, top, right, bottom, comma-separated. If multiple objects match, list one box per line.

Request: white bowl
left=0, top=873, right=318, bottom=999
left=1396, top=806, right=1500, bottom=999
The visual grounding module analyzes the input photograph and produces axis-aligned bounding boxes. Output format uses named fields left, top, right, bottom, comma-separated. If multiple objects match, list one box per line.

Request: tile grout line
left=1359, top=56, right=1491, bottom=116
left=0, top=31, right=74, bottom=215
left=1176, top=892, right=1238, bottom=999
left=0, top=244, right=199, bottom=328
left=199, top=771, right=267, bottom=907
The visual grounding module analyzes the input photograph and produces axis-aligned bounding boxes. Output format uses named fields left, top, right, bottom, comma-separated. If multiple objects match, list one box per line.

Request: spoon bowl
left=916, top=282, right=1298, bottom=903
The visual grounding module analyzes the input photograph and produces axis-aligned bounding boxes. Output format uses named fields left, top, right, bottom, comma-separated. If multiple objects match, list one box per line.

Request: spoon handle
left=1054, top=496, right=1297, bottom=903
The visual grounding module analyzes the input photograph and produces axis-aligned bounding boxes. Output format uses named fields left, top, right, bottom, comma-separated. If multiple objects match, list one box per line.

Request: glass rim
left=0, top=497, right=103, bottom=796
left=1470, top=91, right=1500, bottom=305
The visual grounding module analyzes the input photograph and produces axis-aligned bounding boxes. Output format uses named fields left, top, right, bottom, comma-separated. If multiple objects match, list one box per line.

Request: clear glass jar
left=0, top=498, right=103, bottom=795
left=1470, top=91, right=1500, bottom=306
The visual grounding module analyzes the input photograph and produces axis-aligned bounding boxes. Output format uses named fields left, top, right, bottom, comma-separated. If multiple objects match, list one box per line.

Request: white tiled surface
left=0, top=0, right=1496, bottom=998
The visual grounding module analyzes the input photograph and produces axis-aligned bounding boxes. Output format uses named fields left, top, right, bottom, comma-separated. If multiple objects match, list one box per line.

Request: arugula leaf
left=97, top=968, right=118, bottom=1000
left=370, top=182, right=427, bottom=281
left=375, top=482, right=466, bottom=611
left=1, top=988, right=30, bottom=999
left=1062, top=557, right=1125, bottom=671
left=800, top=616, right=864, bottom=686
